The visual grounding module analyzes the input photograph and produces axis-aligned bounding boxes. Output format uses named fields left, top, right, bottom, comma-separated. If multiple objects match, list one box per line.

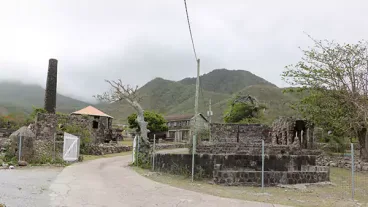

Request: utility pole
left=207, top=99, right=213, bottom=123
left=192, top=58, right=200, bottom=182
left=207, top=98, right=213, bottom=141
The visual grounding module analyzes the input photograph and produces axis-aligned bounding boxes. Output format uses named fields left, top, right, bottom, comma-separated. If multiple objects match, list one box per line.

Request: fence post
left=53, top=133, right=56, bottom=161
left=18, top=135, right=22, bottom=162
left=262, top=139, right=265, bottom=192
left=152, top=134, right=156, bottom=171
left=137, top=135, right=140, bottom=166
left=351, top=143, right=355, bottom=200
left=191, top=135, right=196, bottom=182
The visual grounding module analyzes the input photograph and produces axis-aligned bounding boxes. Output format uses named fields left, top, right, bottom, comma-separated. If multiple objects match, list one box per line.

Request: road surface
left=49, top=155, right=289, bottom=207
left=0, top=166, right=62, bottom=207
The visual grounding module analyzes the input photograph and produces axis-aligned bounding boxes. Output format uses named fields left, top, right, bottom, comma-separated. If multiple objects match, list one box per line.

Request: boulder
left=18, top=161, right=28, bottom=166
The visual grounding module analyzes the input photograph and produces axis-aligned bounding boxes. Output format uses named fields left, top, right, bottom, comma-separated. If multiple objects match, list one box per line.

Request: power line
left=183, top=0, right=198, bottom=61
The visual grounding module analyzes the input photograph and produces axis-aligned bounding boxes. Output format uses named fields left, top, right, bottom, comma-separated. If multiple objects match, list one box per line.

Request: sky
left=1, top=0, right=368, bottom=103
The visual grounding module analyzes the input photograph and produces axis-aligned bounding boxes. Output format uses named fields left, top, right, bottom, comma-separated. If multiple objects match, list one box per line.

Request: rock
left=18, top=161, right=28, bottom=166
left=357, top=164, right=362, bottom=171
left=330, top=162, right=337, bottom=167
left=362, top=165, right=368, bottom=171
left=9, top=165, right=15, bottom=169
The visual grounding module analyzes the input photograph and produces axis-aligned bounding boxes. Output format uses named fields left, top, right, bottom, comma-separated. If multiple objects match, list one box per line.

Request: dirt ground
left=134, top=166, right=368, bottom=207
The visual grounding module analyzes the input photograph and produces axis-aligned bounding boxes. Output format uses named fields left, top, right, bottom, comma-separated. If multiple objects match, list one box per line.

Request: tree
left=282, top=36, right=368, bottom=161
left=224, top=94, right=266, bottom=124
left=95, top=80, right=151, bottom=166
left=127, top=111, right=168, bottom=133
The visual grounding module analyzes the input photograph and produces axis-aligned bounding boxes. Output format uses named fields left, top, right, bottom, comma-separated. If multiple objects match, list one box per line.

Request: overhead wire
left=183, top=0, right=198, bottom=61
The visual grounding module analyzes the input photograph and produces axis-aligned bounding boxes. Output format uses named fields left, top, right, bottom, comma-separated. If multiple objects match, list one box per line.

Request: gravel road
left=0, top=166, right=62, bottom=207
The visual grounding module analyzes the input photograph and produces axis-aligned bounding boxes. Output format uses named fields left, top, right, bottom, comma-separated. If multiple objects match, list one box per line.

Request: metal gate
left=63, top=132, right=80, bottom=161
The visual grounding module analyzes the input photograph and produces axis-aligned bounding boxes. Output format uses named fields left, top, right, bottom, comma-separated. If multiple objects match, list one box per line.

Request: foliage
left=224, top=95, right=267, bottom=124
left=56, top=112, right=92, bottom=153
left=26, top=106, right=47, bottom=123
left=282, top=36, right=368, bottom=160
left=0, top=112, right=28, bottom=130
left=127, top=111, right=168, bottom=133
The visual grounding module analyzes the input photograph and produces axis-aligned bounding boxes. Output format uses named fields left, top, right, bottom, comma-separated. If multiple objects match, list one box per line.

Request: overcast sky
left=1, top=0, right=368, bottom=102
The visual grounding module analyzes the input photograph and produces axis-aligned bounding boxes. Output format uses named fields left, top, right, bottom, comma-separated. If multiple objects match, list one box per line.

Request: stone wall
left=0, top=128, right=14, bottom=152
left=210, top=123, right=270, bottom=145
left=83, top=143, right=132, bottom=155
left=154, top=153, right=322, bottom=180
left=32, top=113, right=113, bottom=143
left=33, top=113, right=58, bottom=140
left=196, top=142, right=322, bottom=156
left=153, top=143, right=189, bottom=151
left=213, top=170, right=330, bottom=186
left=270, top=117, right=315, bottom=149
left=317, top=154, right=368, bottom=172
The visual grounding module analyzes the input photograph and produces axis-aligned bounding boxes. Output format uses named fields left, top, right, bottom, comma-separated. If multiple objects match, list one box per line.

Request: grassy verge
left=119, top=139, right=133, bottom=146
left=83, top=151, right=132, bottom=161
left=132, top=167, right=368, bottom=207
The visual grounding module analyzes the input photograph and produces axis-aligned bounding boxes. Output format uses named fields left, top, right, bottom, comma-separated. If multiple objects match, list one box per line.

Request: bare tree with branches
left=95, top=79, right=151, bottom=164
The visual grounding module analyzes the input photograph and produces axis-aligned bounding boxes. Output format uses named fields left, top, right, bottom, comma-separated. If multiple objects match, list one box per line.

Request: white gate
left=63, top=132, right=80, bottom=161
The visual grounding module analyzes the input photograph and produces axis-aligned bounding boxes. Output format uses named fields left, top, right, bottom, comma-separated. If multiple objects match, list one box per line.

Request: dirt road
left=49, top=155, right=288, bottom=207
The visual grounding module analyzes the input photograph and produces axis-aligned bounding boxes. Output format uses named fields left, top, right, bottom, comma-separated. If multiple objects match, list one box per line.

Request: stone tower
left=44, top=58, right=58, bottom=113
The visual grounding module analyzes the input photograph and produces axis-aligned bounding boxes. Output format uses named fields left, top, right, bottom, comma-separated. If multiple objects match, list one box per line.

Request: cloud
left=1, top=0, right=368, bottom=102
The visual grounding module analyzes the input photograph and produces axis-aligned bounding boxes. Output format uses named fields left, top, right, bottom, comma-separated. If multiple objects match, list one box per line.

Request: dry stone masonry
left=156, top=119, right=330, bottom=186
left=271, top=117, right=315, bottom=149
left=83, top=143, right=132, bottom=155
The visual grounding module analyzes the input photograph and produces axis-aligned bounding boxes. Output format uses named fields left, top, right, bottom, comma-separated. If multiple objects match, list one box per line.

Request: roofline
left=70, top=112, right=114, bottom=119
left=165, top=113, right=208, bottom=122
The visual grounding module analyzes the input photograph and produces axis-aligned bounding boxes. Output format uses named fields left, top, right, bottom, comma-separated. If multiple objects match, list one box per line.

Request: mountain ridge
left=0, top=69, right=298, bottom=124
left=0, top=81, right=91, bottom=115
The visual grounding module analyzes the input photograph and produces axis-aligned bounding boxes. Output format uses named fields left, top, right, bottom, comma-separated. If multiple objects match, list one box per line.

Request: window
left=92, top=120, right=99, bottom=129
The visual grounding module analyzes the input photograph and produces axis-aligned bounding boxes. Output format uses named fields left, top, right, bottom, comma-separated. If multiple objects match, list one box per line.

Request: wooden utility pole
left=192, top=58, right=200, bottom=182
left=207, top=99, right=213, bottom=141
left=207, top=99, right=212, bottom=123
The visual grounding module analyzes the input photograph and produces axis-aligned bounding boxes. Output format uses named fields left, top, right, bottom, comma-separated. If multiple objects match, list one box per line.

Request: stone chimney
left=44, top=58, right=58, bottom=113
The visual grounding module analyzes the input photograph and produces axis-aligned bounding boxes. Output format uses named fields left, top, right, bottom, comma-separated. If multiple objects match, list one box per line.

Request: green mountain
left=0, top=81, right=90, bottom=115
left=0, top=69, right=300, bottom=125
left=99, top=69, right=299, bottom=124
left=179, top=69, right=276, bottom=94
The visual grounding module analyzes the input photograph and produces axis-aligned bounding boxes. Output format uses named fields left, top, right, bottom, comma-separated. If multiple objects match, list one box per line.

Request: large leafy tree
left=128, top=111, right=168, bottom=133
left=282, top=36, right=368, bottom=160
left=224, top=94, right=266, bottom=124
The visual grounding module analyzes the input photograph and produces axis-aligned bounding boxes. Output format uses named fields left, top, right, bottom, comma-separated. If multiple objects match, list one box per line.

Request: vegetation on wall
left=127, top=111, right=168, bottom=133
left=224, top=95, right=267, bottom=124
left=56, top=112, right=92, bottom=153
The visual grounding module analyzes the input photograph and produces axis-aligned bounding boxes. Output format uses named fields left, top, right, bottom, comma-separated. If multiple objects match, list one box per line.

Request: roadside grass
left=83, top=151, right=132, bottom=161
left=133, top=167, right=368, bottom=207
left=119, top=139, right=133, bottom=146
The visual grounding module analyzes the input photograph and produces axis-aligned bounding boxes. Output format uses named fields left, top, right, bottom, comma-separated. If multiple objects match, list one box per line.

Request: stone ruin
left=154, top=117, right=329, bottom=186
left=1, top=59, right=126, bottom=163
left=271, top=117, right=315, bottom=149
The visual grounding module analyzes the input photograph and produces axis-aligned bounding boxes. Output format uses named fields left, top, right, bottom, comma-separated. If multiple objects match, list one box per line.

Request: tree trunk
left=129, top=100, right=151, bottom=167
left=358, top=128, right=368, bottom=162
